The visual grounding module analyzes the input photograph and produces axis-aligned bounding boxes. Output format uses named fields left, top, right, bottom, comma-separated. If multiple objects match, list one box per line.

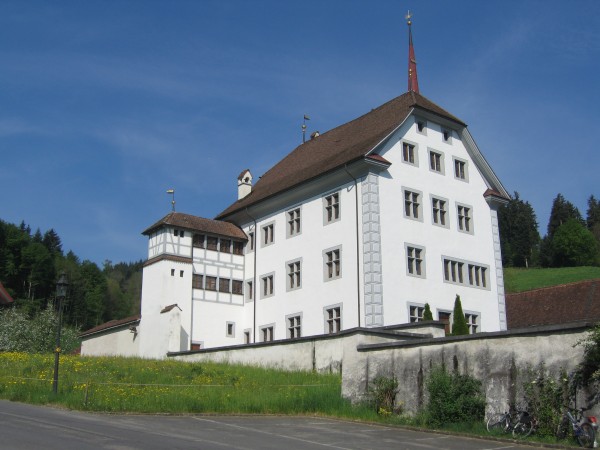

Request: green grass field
left=0, top=352, right=379, bottom=419
left=504, top=266, right=600, bottom=293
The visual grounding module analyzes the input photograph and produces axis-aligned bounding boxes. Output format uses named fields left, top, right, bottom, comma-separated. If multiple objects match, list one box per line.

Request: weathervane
left=166, top=189, right=175, bottom=211
left=302, top=114, right=310, bottom=144
left=405, top=10, right=412, bottom=25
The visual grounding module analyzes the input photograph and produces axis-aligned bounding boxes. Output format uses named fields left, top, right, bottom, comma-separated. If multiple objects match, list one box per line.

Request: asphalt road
left=1, top=400, right=544, bottom=450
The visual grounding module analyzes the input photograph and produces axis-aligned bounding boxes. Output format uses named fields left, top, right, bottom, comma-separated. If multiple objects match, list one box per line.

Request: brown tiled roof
left=143, top=254, right=192, bottom=268
left=79, top=315, right=141, bottom=337
left=506, top=280, right=600, bottom=329
left=0, top=282, right=14, bottom=305
left=160, top=304, right=181, bottom=314
left=142, top=212, right=247, bottom=240
left=484, top=188, right=510, bottom=200
left=216, top=91, right=465, bottom=219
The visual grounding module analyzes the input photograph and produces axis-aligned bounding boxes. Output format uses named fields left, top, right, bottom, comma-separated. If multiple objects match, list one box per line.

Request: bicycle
left=556, top=406, right=598, bottom=448
left=486, top=409, right=533, bottom=436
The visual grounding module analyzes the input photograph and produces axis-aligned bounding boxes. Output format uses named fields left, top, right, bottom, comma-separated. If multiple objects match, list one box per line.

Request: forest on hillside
left=0, top=219, right=142, bottom=331
left=499, top=193, right=600, bottom=268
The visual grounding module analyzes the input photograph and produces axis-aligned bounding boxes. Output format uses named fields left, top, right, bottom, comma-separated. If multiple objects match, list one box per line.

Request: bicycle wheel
left=512, top=412, right=534, bottom=438
left=576, top=423, right=595, bottom=448
left=487, top=413, right=509, bottom=433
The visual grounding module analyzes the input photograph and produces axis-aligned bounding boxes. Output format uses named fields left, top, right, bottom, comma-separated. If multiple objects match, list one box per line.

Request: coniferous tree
left=423, top=303, right=433, bottom=321
left=546, top=193, right=584, bottom=239
left=451, top=295, right=469, bottom=336
left=498, top=192, right=540, bottom=267
left=587, top=195, right=600, bottom=247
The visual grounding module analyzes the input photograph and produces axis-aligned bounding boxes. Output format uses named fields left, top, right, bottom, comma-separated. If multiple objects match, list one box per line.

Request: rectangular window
left=261, top=325, right=274, bottom=342
left=244, top=330, right=251, bottom=344
left=409, top=305, right=425, bottom=323
left=465, top=313, right=479, bottom=334
left=324, top=248, right=341, bottom=280
left=220, top=239, right=231, bottom=254
left=262, top=223, right=274, bottom=246
left=261, top=274, right=274, bottom=297
left=246, top=280, right=253, bottom=301
left=429, top=150, right=443, bottom=173
left=287, top=208, right=301, bottom=237
left=226, top=322, right=235, bottom=337
left=324, top=192, right=340, bottom=223
left=402, top=142, right=416, bottom=164
left=443, top=258, right=464, bottom=284
left=468, top=264, right=488, bottom=288
left=206, top=236, right=218, bottom=251
left=432, top=197, right=447, bottom=226
left=193, top=234, right=205, bottom=248
left=287, top=260, right=301, bottom=290
left=205, top=276, right=217, bottom=291
left=192, top=274, right=203, bottom=289
left=454, top=158, right=467, bottom=181
left=403, top=189, right=421, bottom=220
left=457, top=205, right=472, bottom=233
left=218, top=278, right=230, bottom=293
left=232, top=241, right=244, bottom=255
left=179, top=270, right=184, bottom=278
left=325, top=306, right=341, bottom=334
left=407, top=245, right=424, bottom=277
left=170, top=269, right=175, bottom=277
left=287, top=315, right=301, bottom=339
left=232, top=280, right=243, bottom=295
left=248, top=232, right=255, bottom=251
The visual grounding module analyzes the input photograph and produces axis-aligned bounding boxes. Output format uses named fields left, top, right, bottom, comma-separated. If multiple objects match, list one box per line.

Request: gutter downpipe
left=245, top=207, right=258, bottom=343
left=344, top=164, right=361, bottom=328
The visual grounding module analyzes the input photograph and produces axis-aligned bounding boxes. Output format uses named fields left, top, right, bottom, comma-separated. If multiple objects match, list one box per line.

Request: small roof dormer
left=237, top=169, right=252, bottom=200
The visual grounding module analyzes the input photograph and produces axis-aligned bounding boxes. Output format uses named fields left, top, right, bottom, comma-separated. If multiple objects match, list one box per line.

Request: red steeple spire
left=406, top=11, right=419, bottom=93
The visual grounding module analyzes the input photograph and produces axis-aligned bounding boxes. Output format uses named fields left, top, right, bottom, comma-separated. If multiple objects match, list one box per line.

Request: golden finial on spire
left=405, top=10, right=412, bottom=26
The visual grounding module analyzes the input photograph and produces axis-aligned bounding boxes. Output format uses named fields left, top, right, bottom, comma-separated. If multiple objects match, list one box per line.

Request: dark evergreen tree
left=451, top=295, right=469, bottom=336
left=42, top=229, right=63, bottom=257
left=423, top=303, right=433, bottom=321
left=498, top=192, right=540, bottom=267
left=546, top=193, right=584, bottom=239
left=587, top=195, right=600, bottom=248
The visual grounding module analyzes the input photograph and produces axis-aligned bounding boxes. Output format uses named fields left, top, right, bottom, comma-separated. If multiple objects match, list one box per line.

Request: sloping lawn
left=504, top=266, right=600, bottom=293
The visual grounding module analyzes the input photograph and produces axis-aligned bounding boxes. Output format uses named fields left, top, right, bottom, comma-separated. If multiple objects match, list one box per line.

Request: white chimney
left=237, top=169, right=253, bottom=200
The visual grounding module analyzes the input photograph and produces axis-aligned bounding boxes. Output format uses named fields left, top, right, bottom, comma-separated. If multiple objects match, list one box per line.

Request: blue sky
left=1, top=0, right=599, bottom=266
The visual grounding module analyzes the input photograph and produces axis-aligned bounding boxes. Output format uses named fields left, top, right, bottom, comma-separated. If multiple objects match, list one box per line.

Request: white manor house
left=81, top=24, right=509, bottom=359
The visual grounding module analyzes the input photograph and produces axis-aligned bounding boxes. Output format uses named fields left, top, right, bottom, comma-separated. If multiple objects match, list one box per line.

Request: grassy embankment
left=0, top=352, right=378, bottom=418
left=504, top=266, right=600, bottom=293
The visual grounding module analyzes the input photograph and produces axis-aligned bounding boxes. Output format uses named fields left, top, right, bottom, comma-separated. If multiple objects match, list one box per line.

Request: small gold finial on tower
left=405, top=10, right=412, bottom=26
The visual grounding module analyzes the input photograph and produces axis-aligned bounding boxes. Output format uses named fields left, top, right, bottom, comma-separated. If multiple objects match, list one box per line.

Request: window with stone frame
left=432, top=197, right=447, bottom=227
left=287, top=208, right=301, bottom=236
left=406, top=245, right=424, bottom=277
left=287, top=260, right=301, bottom=290
left=454, top=158, right=467, bottom=181
left=324, top=248, right=341, bottom=280
left=262, top=223, right=274, bottom=246
left=402, top=142, right=416, bottom=164
left=261, top=274, right=274, bottom=297
left=457, top=204, right=472, bottom=233
left=261, top=325, right=274, bottom=342
left=325, top=306, right=342, bottom=334
left=287, top=315, right=301, bottom=339
left=465, top=313, right=479, bottom=334
left=409, top=305, right=425, bottom=322
left=404, top=189, right=421, bottom=220
left=324, top=192, right=340, bottom=223
left=429, top=150, right=443, bottom=173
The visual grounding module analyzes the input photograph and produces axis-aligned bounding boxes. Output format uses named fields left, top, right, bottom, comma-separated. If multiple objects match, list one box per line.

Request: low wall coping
left=168, top=326, right=432, bottom=357
left=356, top=321, right=595, bottom=352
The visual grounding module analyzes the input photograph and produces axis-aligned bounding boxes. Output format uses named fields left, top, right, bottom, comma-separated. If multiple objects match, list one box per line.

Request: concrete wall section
left=81, top=326, right=140, bottom=357
left=342, top=323, right=594, bottom=415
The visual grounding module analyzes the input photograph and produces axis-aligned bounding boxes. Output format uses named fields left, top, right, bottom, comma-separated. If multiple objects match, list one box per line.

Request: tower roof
left=142, top=212, right=247, bottom=240
left=406, top=11, right=419, bottom=93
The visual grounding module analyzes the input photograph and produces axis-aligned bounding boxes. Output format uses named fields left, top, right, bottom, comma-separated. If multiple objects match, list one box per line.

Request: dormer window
left=442, top=128, right=452, bottom=144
